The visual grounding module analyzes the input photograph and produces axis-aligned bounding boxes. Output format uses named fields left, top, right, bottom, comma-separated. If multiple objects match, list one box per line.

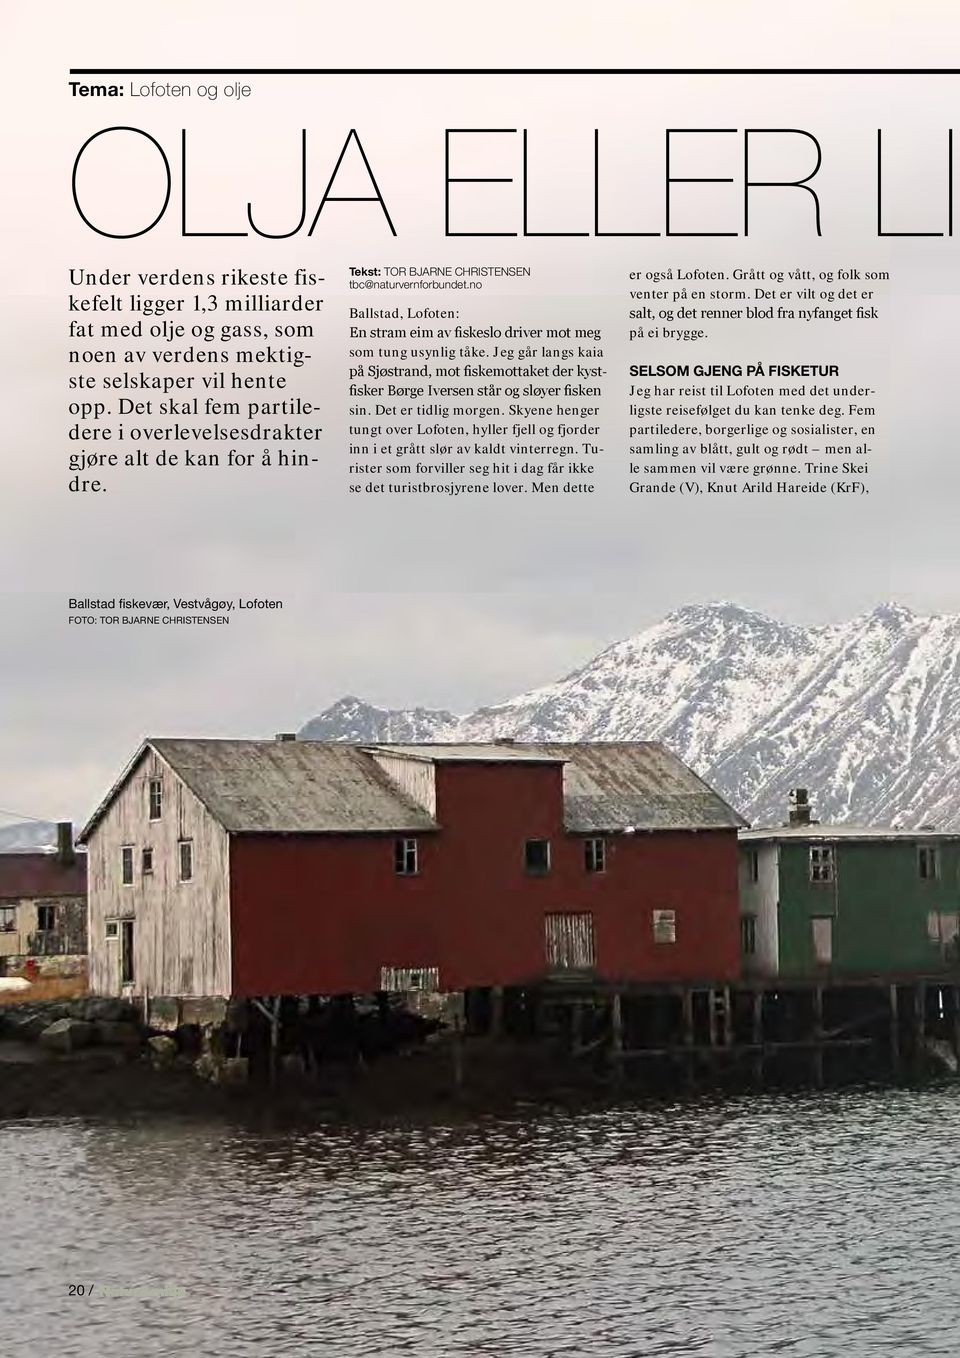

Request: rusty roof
left=0, top=853, right=87, bottom=900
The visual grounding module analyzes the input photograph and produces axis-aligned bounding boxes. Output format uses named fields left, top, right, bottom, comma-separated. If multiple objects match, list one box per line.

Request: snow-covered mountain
left=0, top=821, right=58, bottom=853
left=299, top=602, right=960, bottom=829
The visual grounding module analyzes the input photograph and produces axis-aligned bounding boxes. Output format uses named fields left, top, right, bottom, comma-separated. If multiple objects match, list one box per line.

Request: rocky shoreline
left=0, top=996, right=586, bottom=1122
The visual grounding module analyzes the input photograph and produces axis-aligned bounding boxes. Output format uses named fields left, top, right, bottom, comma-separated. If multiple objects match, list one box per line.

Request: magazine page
left=2, top=3, right=959, bottom=1354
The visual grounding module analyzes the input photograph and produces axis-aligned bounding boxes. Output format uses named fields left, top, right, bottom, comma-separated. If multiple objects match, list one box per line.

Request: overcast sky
left=4, top=2, right=960, bottom=821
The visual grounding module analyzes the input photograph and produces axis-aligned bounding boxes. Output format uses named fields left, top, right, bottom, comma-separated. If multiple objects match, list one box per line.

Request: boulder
left=94, top=1020, right=142, bottom=1048
left=80, top=997, right=138, bottom=1024
left=219, top=1057, right=249, bottom=1085
left=147, top=1034, right=178, bottom=1068
left=193, top=1051, right=220, bottom=1082
left=10, top=1013, right=52, bottom=1042
left=39, top=1017, right=95, bottom=1052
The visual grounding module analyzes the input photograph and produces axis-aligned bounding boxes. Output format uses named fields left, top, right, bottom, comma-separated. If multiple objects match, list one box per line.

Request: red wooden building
left=81, top=738, right=745, bottom=999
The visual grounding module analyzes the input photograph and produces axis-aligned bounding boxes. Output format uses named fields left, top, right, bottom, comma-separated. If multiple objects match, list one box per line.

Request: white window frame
left=121, top=845, right=134, bottom=886
left=0, top=905, right=16, bottom=933
left=584, top=837, right=606, bottom=873
left=394, top=837, right=419, bottom=876
left=142, top=846, right=154, bottom=876
left=148, top=778, right=163, bottom=822
left=178, top=838, right=194, bottom=883
left=918, top=844, right=940, bottom=881
left=105, top=919, right=119, bottom=940
left=809, top=844, right=835, bottom=883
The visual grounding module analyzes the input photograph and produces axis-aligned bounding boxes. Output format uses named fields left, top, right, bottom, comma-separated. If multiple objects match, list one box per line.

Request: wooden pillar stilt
left=452, top=1017, right=465, bottom=1090
left=952, top=986, right=960, bottom=1066
left=611, top=991, right=624, bottom=1081
left=913, top=982, right=927, bottom=1071
left=812, top=985, right=824, bottom=1087
left=707, top=989, right=718, bottom=1048
left=889, top=983, right=900, bottom=1077
left=723, top=987, right=734, bottom=1047
left=570, top=1000, right=584, bottom=1054
left=489, top=985, right=504, bottom=1039
left=681, top=987, right=695, bottom=1086
left=751, top=988, right=764, bottom=1084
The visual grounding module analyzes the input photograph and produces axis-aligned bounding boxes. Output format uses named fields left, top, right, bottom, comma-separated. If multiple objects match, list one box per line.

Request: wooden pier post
left=681, top=987, right=695, bottom=1086
left=751, top=988, right=764, bottom=1084
left=812, top=985, right=824, bottom=1087
left=610, top=991, right=624, bottom=1080
left=889, top=983, right=900, bottom=1077
left=913, top=981, right=927, bottom=1071
left=707, top=988, right=718, bottom=1048
left=452, top=1017, right=465, bottom=1090
left=489, top=985, right=504, bottom=1039
left=953, top=986, right=960, bottom=1067
left=570, top=999, right=584, bottom=1054
left=723, top=987, right=734, bottom=1047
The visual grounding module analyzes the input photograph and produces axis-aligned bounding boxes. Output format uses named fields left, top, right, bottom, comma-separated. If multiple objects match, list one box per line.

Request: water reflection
left=1, top=1087, right=958, bottom=1357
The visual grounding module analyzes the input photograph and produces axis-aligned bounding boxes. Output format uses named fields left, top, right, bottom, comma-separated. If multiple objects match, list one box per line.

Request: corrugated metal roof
left=534, top=742, right=746, bottom=832
left=741, top=824, right=958, bottom=843
left=0, top=853, right=87, bottom=900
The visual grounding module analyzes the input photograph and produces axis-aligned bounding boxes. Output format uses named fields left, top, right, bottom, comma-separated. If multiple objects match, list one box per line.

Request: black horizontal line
left=69, top=67, right=960, bottom=77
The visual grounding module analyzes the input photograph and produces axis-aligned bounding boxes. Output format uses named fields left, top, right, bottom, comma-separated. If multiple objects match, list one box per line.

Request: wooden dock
left=463, top=974, right=960, bottom=1086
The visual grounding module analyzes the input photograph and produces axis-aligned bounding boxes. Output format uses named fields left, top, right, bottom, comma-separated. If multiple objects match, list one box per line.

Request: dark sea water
left=1, top=1086, right=959, bottom=1357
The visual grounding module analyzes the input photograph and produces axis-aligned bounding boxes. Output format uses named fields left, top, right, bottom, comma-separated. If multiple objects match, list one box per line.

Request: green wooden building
left=738, top=795, right=960, bottom=979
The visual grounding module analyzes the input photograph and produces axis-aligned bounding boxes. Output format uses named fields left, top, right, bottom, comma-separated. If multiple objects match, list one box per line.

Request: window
left=584, top=837, right=606, bottom=873
left=740, top=913, right=758, bottom=956
left=394, top=838, right=418, bottom=875
left=918, top=845, right=940, bottom=881
left=524, top=839, right=551, bottom=874
left=544, top=913, right=596, bottom=969
left=120, top=919, right=135, bottom=985
left=380, top=965, right=440, bottom=992
left=148, top=778, right=162, bottom=821
left=747, top=849, right=760, bottom=884
left=105, top=920, right=119, bottom=940
left=0, top=906, right=15, bottom=933
left=653, top=909, right=677, bottom=944
left=121, top=845, right=134, bottom=886
left=809, top=844, right=835, bottom=883
left=36, top=904, right=56, bottom=932
left=142, top=847, right=153, bottom=876
left=928, top=912, right=959, bottom=948
left=812, top=916, right=833, bottom=965
left=178, top=839, right=194, bottom=883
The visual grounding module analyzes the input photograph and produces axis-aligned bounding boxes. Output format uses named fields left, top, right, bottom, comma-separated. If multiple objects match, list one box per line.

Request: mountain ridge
left=299, top=601, right=960, bottom=829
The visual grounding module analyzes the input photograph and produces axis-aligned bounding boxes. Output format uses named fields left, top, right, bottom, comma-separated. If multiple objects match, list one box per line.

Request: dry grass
left=0, top=972, right=89, bottom=1006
